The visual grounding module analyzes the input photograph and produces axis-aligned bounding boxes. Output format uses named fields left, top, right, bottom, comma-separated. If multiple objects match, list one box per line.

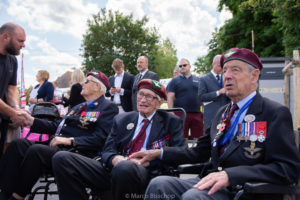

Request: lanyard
left=219, top=95, right=256, bottom=146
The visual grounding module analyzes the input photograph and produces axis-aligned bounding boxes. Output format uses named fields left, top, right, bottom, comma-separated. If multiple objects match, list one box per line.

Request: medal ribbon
left=219, top=95, right=256, bottom=146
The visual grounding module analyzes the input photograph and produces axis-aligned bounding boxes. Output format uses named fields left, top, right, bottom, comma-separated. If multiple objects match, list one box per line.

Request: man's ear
left=251, top=69, right=260, bottom=83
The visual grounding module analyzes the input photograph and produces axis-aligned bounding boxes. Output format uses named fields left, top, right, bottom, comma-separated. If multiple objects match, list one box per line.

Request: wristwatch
left=70, top=137, right=76, bottom=147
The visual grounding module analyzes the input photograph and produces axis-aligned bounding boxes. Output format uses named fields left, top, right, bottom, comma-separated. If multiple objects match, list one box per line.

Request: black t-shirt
left=0, top=54, right=18, bottom=100
left=166, top=74, right=201, bottom=112
left=0, top=54, right=18, bottom=120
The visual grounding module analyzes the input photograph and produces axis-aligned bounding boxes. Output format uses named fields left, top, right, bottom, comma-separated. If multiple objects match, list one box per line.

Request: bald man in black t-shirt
left=0, top=22, right=27, bottom=155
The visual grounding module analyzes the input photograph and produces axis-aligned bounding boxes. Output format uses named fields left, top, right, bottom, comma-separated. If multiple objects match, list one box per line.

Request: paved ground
left=27, top=174, right=197, bottom=200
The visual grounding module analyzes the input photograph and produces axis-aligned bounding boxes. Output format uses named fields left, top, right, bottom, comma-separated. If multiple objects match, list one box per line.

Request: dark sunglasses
left=179, top=64, right=188, bottom=68
left=84, top=79, right=98, bottom=84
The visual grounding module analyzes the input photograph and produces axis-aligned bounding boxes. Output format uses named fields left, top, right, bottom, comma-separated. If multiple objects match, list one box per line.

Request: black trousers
left=52, top=152, right=151, bottom=200
left=52, top=151, right=111, bottom=200
left=0, top=138, right=60, bottom=197
left=111, top=160, right=150, bottom=200
left=0, top=119, right=9, bottom=158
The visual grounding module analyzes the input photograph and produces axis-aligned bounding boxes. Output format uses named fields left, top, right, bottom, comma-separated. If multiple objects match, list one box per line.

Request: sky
left=0, top=0, right=232, bottom=88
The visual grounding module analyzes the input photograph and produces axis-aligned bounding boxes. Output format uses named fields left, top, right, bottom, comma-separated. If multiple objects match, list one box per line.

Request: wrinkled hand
left=112, top=155, right=127, bottom=166
left=50, top=136, right=71, bottom=147
left=128, top=149, right=161, bottom=167
left=194, top=171, right=230, bottom=195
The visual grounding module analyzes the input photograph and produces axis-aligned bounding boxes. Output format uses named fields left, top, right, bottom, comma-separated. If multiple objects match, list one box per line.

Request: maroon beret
left=220, top=48, right=263, bottom=71
left=86, top=70, right=110, bottom=89
left=137, top=79, right=167, bottom=100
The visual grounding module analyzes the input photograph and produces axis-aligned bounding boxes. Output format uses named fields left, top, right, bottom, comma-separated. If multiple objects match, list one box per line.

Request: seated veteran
left=51, top=79, right=187, bottom=200
left=131, top=48, right=300, bottom=200
left=0, top=70, right=118, bottom=200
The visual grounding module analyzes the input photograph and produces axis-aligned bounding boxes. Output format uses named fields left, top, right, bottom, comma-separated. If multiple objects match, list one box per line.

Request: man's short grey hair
left=179, top=58, right=190, bottom=65
left=138, top=56, right=148, bottom=63
left=90, top=76, right=107, bottom=93
left=247, top=63, right=256, bottom=72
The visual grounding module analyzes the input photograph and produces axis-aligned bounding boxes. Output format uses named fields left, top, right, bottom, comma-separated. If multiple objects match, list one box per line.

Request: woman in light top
left=62, top=69, right=85, bottom=110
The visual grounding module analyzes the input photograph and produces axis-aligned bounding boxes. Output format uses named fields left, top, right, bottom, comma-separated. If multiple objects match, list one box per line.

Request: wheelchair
left=177, top=126, right=300, bottom=200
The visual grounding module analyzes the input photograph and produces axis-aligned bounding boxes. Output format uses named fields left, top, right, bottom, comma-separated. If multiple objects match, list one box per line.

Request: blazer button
left=236, top=185, right=243, bottom=190
left=217, top=167, right=223, bottom=171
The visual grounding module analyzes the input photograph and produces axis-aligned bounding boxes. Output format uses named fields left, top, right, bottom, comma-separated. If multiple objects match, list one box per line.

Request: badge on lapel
left=127, top=123, right=134, bottom=130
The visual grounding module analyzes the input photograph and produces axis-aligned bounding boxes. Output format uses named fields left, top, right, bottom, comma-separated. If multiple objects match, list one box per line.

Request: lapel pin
left=127, top=123, right=134, bottom=130
left=244, top=114, right=255, bottom=122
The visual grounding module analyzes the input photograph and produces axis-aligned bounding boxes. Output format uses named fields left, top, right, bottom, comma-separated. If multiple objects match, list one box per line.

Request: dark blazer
left=132, top=70, right=159, bottom=110
left=63, top=83, right=85, bottom=109
left=101, top=110, right=187, bottom=169
left=162, top=93, right=300, bottom=189
left=198, top=72, right=229, bottom=131
left=37, top=81, right=54, bottom=102
left=105, top=72, right=134, bottom=112
left=30, top=95, right=118, bottom=157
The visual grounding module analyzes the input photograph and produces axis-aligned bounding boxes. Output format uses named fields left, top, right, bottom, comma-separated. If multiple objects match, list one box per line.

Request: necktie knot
left=216, top=74, right=220, bottom=81
left=142, top=119, right=149, bottom=124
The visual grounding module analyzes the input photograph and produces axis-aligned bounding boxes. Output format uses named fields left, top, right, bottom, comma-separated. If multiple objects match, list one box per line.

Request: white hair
left=90, top=76, right=107, bottom=93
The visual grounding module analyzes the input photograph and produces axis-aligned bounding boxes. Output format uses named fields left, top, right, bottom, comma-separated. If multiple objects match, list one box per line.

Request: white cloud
left=6, top=0, right=99, bottom=39
left=219, top=7, right=232, bottom=27
left=20, top=35, right=81, bottom=87
left=200, top=0, right=219, bottom=11
left=106, top=0, right=218, bottom=66
left=106, top=0, right=146, bottom=19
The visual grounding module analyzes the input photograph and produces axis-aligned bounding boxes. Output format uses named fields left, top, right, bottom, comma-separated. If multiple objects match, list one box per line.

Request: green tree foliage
left=195, top=0, right=300, bottom=73
left=81, top=9, right=160, bottom=76
left=240, top=0, right=300, bottom=56
left=152, top=39, right=178, bottom=78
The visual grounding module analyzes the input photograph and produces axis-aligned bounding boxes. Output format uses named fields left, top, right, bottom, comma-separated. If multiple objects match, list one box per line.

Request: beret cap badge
left=152, top=80, right=161, bottom=89
left=224, top=49, right=236, bottom=58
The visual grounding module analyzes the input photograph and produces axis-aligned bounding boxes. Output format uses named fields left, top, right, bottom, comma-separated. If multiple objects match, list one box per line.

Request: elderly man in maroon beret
left=0, top=70, right=118, bottom=200
left=132, top=48, right=300, bottom=200
left=51, top=79, right=187, bottom=200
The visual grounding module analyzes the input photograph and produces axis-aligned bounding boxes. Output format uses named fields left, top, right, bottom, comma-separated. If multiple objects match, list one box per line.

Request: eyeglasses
left=179, top=64, right=188, bottom=68
left=84, top=79, right=98, bottom=84
left=137, top=92, right=158, bottom=101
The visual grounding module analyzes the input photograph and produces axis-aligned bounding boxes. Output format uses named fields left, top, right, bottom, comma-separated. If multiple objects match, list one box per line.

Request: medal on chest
left=213, top=106, right=230, bottom=147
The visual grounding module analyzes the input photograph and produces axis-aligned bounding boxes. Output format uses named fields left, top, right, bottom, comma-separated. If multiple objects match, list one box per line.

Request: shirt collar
left=234, top=91, right=257, bottom=109
left=114, top=71, right=124, bottom=78
left=179, top=74, right=192, bottom=79
left=211, top=70, right=222, bottom=78
left=138, top=111, right=156, bottom=125
left=140, top=69, right=148, bottom=76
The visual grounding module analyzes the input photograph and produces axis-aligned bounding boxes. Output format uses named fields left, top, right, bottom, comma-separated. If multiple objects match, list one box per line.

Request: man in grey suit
left=132, top=56, right=159, bottom=110
left=198, top=55, right=229, bottom=131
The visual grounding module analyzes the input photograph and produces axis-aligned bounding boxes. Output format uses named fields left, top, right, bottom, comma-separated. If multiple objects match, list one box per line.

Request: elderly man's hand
left=112, top=155, right=127, bottom=166
left=194, top=171, right=230, bottom=195
left=128, top=149, right=161, bottom=167
left=50, top=136, right=70, bottom=147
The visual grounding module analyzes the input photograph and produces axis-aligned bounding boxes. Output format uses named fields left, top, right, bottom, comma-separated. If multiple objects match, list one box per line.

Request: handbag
left=21, top=127, right=50, bottom=142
